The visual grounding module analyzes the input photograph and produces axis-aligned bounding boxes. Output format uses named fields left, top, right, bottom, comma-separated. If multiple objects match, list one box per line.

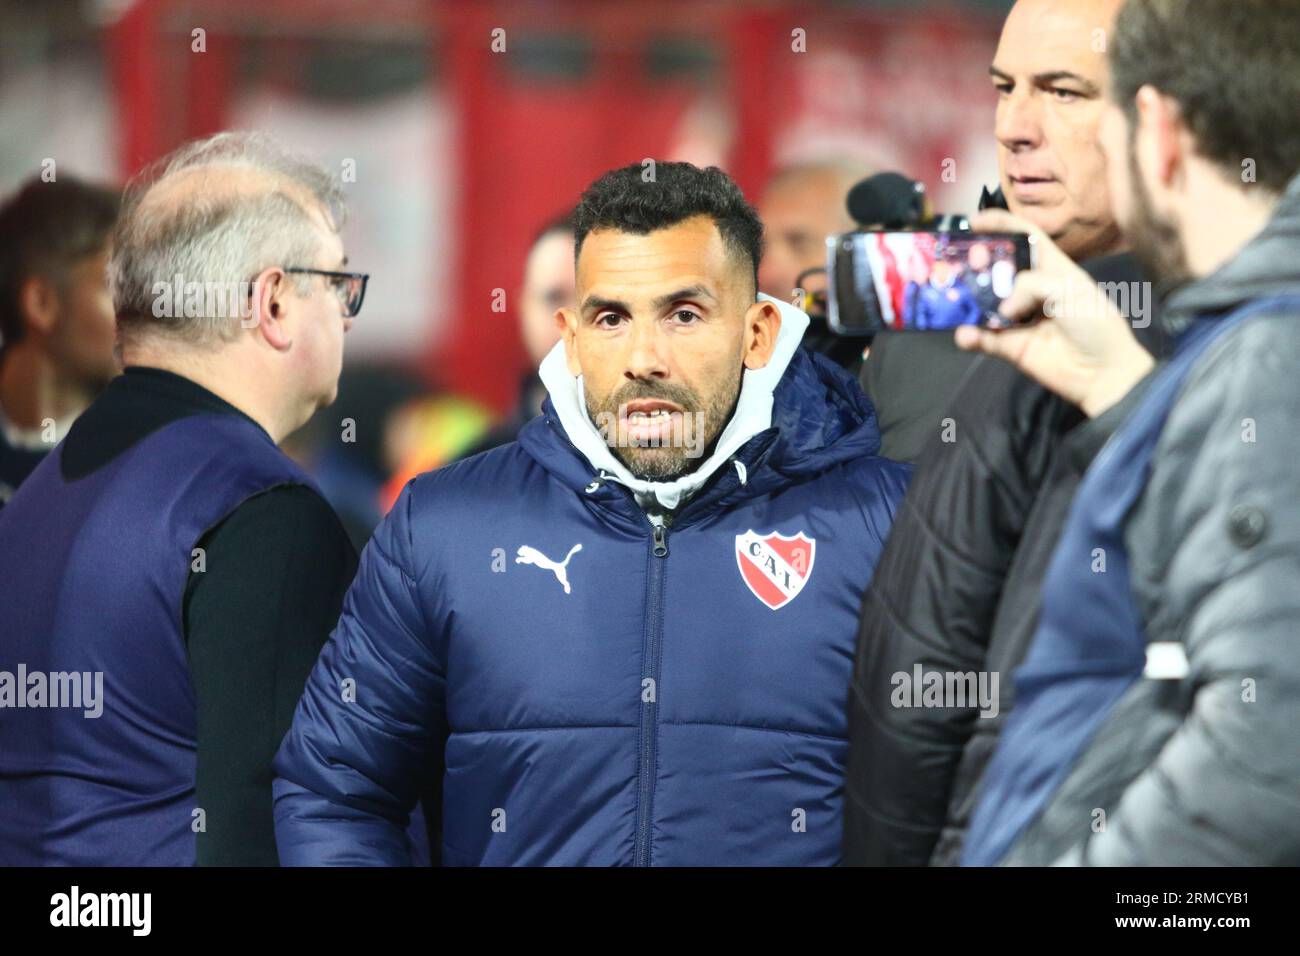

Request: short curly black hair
left=571, top=161, right=763, bottom=296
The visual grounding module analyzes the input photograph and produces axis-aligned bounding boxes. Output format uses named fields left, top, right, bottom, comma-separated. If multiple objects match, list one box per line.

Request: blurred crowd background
left=0, top=0, right=1014, bottom=545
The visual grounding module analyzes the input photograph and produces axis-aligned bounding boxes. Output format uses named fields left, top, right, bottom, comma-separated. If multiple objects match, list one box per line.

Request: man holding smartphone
left=959, top=0, right=1300, bottom=866
left=844, top=0, right=1166, bottom=866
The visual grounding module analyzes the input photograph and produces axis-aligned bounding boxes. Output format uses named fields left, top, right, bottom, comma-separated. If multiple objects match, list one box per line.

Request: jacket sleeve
left=1078, top=315, right=1300, bottom=866
left=843, top=358, right=1082, bottom=865
left=272, top=482, right=447, bottom=865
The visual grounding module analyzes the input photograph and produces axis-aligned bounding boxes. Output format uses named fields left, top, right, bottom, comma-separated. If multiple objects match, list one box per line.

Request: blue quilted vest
left=0, top=412, right=313, bottom=865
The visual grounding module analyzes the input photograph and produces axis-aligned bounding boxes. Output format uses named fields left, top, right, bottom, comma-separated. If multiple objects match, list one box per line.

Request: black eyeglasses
left=284, top=268, right=370, bottom=318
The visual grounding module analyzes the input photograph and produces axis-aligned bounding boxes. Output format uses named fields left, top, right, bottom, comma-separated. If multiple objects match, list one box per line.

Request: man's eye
left=672, top=310, right=700, bottom=324
left=993, top=82, right=1013, bottom=95
left=596, top=313, right=623, bottom=328
left=1051, top=87, right=1081, bottom=103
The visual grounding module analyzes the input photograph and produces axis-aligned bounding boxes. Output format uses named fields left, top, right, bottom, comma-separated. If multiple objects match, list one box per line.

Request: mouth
left=621, top=400, right=685, bottom=444
left=1007, top=173, right=1059, bottom=201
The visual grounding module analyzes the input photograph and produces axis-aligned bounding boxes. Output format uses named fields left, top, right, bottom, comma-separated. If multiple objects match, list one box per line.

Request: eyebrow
left=581, top=294, right=630, bottom=316
left=652, top=285, right=716, bottom=311
left=989, top=66, right=1100, bottom=96
left=581, top=284, right=717, bottom=316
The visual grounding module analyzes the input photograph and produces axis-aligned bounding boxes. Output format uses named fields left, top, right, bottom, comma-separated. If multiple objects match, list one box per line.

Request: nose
left=624, top=317, right=669, bottom=382
left=996, top=87, right=1044, bottom=154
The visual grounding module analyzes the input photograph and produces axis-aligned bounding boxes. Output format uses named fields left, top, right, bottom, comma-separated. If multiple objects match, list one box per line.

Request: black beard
left=1125, top=141, right=1192, bottom=287
left=584, top=367, right=743, bottom=481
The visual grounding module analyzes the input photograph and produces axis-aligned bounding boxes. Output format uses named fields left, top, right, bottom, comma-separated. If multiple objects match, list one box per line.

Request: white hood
left=538, top=293, right=811, bottom=512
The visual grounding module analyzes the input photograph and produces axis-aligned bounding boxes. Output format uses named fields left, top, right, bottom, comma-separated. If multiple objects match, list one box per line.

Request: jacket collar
left=1161, top=171, right=1300, bottom=337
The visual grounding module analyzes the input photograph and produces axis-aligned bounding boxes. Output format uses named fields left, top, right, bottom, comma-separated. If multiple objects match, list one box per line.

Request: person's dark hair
left=572, top=161, right=763, bottom=295
left=0, top=175, right=120, bottom=352
left=1110, top=0, right=1300, bottom=194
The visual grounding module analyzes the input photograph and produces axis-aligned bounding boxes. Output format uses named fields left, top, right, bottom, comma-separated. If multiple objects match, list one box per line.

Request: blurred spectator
left=374, top=214, right=577, bottom=518
left=758, top=159, right=871, bottom=302
left=0, top=176, right=119, bottom=505
left=759, top=159, right=873, bottom=370
left=285, top=364, right=432, bottom=551
left=457, top=213, right=576, bottom=459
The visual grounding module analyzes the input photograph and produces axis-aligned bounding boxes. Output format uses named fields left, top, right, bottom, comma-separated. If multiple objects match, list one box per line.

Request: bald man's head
left=135, top=163, right=335, bottom=237
left=990, top=0, right=1125, bottom=261
left=757, top=159, right=873, bottom=301
left=110, top=132, right=344, bottom=347
left=109, top=131, right=358, bottom=440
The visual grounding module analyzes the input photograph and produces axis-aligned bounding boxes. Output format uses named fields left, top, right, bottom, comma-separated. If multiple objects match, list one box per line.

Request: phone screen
left=826, top=231, right=1034, bottom=335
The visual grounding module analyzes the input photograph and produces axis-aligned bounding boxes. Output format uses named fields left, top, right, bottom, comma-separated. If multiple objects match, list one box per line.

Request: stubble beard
left=1124, top=141, right=1192, bottom=287
left=584, top=367, right=743, bottom=481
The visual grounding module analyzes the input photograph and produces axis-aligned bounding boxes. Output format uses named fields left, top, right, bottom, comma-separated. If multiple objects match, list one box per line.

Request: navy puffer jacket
left=273, top=333, right=909, bottom=865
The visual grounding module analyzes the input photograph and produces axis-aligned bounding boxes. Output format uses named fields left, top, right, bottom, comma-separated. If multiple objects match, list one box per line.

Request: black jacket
left=842, top=253, right=1164, bottom=866
left=858, top=333, right=981, bottom=465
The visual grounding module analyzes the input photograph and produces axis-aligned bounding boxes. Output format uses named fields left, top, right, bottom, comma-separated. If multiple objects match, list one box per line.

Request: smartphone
left=826, top=230, right=1036, bottom=336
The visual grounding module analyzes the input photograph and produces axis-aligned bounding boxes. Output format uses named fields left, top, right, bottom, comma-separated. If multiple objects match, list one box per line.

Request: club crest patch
left=735, top=529, right=816, bottom=610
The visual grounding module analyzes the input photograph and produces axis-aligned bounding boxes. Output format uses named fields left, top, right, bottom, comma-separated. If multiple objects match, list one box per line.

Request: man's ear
left=1135, top=84, right=1184, bottom=191
left=559, top=306, right=582, bottom=376
left=742, top=299, right=781, bottom=370
left=249, top=267, right=293, bottom=351
left=18, top=274, right=60, bottom=337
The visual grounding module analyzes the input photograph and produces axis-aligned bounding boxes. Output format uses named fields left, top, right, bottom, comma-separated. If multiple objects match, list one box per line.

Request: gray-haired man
left=0, top=131, right=365, bottom=865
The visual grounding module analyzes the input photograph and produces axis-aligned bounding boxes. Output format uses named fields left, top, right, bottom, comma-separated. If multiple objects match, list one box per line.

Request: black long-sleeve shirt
left=61, top=366, right=357, bottom=865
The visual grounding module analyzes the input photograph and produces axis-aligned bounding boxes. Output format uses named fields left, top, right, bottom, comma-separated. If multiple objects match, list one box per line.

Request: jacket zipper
left=634, top=521, right=669, bottom=865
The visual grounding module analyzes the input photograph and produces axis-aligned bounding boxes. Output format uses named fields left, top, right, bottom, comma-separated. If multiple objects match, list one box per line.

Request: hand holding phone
left=954, top=210, right=1154, bottom=418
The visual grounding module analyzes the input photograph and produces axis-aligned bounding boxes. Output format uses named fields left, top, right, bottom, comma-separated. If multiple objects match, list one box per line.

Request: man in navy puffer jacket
left=272, top=162, right=910, bottom=865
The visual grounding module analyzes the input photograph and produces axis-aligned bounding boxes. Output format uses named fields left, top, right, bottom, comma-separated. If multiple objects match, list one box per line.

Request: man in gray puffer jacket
left=955, top=0, right=1300, bottom=866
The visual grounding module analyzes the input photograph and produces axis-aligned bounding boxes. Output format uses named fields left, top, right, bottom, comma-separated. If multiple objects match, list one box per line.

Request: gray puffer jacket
left=1006, top=173, right=1300, bottom=866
